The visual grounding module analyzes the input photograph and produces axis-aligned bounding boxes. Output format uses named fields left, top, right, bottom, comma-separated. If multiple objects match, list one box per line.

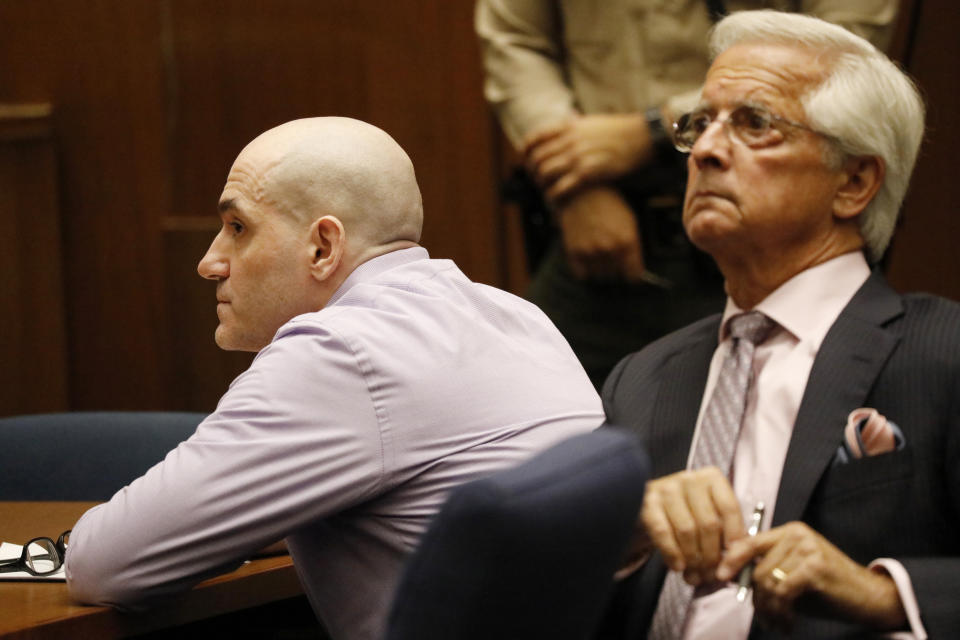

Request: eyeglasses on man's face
left=0, top=530, right=71, bottom=577
left=671, top=104, right=833, bottom=153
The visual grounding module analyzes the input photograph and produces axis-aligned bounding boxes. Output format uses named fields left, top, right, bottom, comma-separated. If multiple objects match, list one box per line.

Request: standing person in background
left=475, top=0, right=898, bottom=388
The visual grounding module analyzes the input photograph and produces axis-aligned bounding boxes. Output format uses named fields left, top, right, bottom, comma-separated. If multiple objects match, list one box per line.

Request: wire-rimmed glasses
left=0, top=530, right=71, bottom=577
left=671, top=104, right=836, bottom=153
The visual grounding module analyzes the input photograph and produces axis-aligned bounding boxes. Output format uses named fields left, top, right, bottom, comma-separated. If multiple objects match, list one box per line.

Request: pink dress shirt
left=681, top=252, right=926, bottom=639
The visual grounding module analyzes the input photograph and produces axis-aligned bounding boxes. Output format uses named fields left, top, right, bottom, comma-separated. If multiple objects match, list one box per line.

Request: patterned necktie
left=648, top=311, right=776, bottom=640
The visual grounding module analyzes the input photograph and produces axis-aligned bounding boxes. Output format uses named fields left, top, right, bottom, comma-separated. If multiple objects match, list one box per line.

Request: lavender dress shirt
left=66, top=247, right=603, bottom=639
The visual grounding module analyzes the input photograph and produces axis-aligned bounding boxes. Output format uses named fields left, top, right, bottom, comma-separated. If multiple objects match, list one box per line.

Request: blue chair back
left=0, top=411, right=205, bottom=500
left=385, top=427, right=650, bottom=640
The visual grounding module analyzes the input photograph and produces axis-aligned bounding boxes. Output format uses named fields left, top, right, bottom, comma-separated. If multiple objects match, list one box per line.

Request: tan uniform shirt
left=476, top=0, right=898, bottom=147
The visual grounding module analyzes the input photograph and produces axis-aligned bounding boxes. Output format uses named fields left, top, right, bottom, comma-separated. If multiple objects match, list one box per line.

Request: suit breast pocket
left=806, top=448, right=918, bottom=561
left=816, top=446, right=915, bottom=504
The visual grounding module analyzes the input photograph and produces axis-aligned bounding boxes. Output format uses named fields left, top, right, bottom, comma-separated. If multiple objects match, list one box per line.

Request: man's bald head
left=200, top=118, right=425, bottom=352
left=233, top=117, right=424, bottom=254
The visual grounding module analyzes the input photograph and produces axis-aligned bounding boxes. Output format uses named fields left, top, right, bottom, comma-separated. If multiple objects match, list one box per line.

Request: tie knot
left=727, top=311, right=775, bottom=345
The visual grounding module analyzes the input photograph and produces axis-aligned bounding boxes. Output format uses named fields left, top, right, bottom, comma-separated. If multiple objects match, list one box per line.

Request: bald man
left=65, top=118, right=603, bottom=639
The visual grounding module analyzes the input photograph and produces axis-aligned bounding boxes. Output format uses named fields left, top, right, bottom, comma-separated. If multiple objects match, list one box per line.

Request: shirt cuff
left=868, top=558, right=927, bottom=640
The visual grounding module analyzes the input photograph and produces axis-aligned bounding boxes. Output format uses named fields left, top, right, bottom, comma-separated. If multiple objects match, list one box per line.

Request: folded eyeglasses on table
left=0, top=530, right=71, bottom=577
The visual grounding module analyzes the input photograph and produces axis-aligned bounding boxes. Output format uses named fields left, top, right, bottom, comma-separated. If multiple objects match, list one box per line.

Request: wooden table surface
left=0, top=502, right=303, bottom=639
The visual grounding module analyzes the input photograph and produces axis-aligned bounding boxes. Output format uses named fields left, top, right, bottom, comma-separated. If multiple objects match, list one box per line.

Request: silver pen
left=735, top=502, right=765, bottom=603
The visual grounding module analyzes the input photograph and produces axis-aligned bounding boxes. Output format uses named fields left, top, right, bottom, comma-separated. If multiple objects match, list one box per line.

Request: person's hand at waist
left=522, top=112, right=654, bottom=202
left=556, top=186, right=646, bottom=282
left=641, top=467, right=748, bottom=587
left=716, top=522, right=908, bottom=633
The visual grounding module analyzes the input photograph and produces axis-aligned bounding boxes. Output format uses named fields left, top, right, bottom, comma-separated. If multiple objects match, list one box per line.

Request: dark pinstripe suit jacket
left=599, top=271, right=960, bottom=638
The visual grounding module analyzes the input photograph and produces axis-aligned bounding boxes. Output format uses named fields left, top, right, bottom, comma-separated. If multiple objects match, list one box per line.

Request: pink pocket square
left=835, top=408, right=905, bottom=464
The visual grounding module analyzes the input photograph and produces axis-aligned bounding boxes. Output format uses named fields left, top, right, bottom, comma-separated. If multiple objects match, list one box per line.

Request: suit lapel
left=648, top=322, right=719, bottom=477
left=772, top=273, right=904, bottom=526
left=621, top=321, right=719, bottom=636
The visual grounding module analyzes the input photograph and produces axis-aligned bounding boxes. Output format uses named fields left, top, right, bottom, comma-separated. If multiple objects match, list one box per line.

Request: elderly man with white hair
left=65, top=117, right=603, bottom=639
left=601, top=10, right=959, bottom=639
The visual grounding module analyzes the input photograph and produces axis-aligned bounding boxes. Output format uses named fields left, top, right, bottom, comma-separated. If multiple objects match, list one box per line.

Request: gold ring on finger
left=771, top=567, right=788, bottom=584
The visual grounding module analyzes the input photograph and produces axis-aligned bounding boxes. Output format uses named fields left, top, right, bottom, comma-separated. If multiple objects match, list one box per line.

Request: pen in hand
left=735, top=502, right=765, bottom=603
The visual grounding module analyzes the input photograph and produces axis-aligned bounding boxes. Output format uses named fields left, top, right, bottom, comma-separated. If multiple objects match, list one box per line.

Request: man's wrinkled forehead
left=218, top=148, right=284, bottom=213
left=702, top=42, right=828, bottom=109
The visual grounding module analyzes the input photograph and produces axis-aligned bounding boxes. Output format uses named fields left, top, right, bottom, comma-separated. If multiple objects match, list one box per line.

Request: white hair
left=710, top=10, right=925, bottom=262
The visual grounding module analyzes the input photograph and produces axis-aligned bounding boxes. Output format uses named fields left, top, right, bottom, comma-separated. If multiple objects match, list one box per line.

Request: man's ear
left=309, top=215, right=345, bottom=282
left=833, top=155, right=885, bottom=220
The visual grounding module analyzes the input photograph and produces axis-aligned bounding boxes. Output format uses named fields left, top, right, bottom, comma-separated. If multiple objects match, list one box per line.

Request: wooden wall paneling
left=436, top=0, right=510, bottom=288
left=1, top=2, right=176, bottom=410
left=0, top=5, right=59, bottom=101
left=886, top=0, right=960, bottom=301
left=164, top=0, right=370, bottom=220
left=53, top=2, right=173, bottom=409
left=355, top=1, right=503, bottom=285
left=0, top=105, right=69, bottom=416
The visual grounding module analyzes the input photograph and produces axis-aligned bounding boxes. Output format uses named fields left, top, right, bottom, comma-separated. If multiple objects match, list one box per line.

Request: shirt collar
left=327, top=246, right=429, bottom=307
left=720, top=251, right=871, bottom=349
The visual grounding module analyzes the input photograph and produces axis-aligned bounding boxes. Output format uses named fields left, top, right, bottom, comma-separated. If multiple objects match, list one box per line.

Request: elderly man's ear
left=309, top=215, right=346, bottom=281
left=833, top=155, right=885, bottom=220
